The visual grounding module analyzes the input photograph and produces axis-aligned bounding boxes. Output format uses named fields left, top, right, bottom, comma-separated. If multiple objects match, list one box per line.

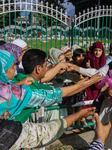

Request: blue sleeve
left=87, top=140, right=105, bottom=150
left=26, top=87, right=63, bottom=107
left=106, top=57, right=112, bottom=65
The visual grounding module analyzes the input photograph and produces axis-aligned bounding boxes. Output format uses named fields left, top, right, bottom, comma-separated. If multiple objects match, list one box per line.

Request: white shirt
left=79, top=64, right=109, bottom=77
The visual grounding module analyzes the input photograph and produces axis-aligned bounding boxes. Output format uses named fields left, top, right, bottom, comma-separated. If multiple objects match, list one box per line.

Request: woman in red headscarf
left=81, top=41, right=106, bottom=125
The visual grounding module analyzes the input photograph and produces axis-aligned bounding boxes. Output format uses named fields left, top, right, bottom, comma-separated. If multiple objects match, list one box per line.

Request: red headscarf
left=83, top=42, right=106, bottom=108
left=84, top=41, right=106, bottom=69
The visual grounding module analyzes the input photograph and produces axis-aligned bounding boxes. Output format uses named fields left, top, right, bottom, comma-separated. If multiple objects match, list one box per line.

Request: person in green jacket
left=13, top=49, right=103, bottom=121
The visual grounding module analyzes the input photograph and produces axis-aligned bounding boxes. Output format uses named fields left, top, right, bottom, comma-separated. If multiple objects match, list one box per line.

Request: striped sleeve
left=87, top=140, right=105, bottom=150
left=26, top=87, right=63, bottom=107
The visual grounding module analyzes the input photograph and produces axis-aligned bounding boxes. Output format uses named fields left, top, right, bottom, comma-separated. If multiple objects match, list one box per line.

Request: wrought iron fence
left=72, top=5, right=112, bottom=53
left=0, top=0, right=70, bottom=55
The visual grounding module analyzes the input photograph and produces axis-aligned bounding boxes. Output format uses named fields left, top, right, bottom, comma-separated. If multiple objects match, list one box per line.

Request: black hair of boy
left=22, top=49, right=46, bottom=74
left=72, top=48, right=86, bottom=60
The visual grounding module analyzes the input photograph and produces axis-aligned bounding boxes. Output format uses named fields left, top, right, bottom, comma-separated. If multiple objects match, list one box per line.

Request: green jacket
left=13, top=73, right=52, bottom=90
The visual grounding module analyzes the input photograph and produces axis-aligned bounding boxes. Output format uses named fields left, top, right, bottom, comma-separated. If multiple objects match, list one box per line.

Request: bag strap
left=0, top=97, right=11, bottom=119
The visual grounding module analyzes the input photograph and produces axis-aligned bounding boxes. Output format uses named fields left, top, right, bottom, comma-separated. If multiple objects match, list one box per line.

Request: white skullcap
left=12, top=39, right=27, bottom=49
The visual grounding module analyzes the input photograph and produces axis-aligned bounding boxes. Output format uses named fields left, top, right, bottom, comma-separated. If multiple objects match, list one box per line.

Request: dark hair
left=0, top=40, right=6, bottom=46
left=72, top=48, right=86, bottom=60
left=22, top=49, right=46, bottom=74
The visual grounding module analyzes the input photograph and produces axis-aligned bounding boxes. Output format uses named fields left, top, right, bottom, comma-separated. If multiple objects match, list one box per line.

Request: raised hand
left=90, top=72, right=104, bottom=84
left=86, top=59, right=91, bottom=68
left=78, top=107, right=96, bottom=119
left=58, top=62, right=68, bottom=70
left=20, top=76, right=34, bottom=85
left=94, top=113, right=111, bottom=143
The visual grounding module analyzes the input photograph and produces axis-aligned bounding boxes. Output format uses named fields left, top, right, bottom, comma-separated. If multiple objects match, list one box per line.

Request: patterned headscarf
left=0, top=43, right=22, bottom=64
left=61, top=46, right=71, bottom=54
left=0, top=50, right=14, bottom=84
left=99, top=70, right=112, bottom=90
left=49, top=48, right=64, bottom=64
left=0, top=50, right=32, bottom=120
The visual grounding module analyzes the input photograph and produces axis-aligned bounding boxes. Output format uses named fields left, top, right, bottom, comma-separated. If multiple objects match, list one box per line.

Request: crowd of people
left=0, top=39, right=112, bottom=149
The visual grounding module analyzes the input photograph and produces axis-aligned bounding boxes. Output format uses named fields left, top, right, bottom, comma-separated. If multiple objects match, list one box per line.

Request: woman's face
left=65, top=51, right=72, bottom=61
left=93, top=48, right=103, bottom=58
left=58, top=54, right=66, bottom=63
left=6, top=62, right=16, bottom=80
left=18, top=46, right=28, bottom=62
left=75, top=54, right=85, bottom=65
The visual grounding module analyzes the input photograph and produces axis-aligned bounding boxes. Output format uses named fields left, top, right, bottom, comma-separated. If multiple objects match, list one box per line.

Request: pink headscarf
left=83, top=42, right=106, bottom=108
left=84, top=42, right=106, bottom=69
left=61, top=46, right=71, bottom=54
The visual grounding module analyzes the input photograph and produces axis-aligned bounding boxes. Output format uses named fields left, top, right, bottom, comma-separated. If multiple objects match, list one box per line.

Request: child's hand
left=21, top=77, right=34, bottom=85
left=86, top=60, right=91, bottom=68
left=80, top=75, right=84, bottom=80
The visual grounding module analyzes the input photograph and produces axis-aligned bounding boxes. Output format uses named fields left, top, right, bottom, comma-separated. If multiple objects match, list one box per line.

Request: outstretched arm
left=64, top=107, right=96, bottom=127
left=11, top=107, right=96, bottom=149
left=68, top=63, right=109, bottom=77
left=61, top=73, right=104, bottom=97
left=41, top=62, right=70, bottom=83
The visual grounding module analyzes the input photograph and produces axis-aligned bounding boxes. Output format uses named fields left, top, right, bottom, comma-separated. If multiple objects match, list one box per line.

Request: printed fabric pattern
left=10, top=119, right=67, bottom=150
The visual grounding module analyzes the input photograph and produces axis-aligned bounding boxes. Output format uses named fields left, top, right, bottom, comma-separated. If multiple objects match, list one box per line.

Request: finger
left=88, top=60, right=90, bottom=63
left=88, top=107, right=96, bottom=112
left=105, top=121, right=111, bottom=128
left=31, top=79, right=35, bottom=83
left=28, top=79, right=34, bottom=82
left=88, top=111, right=96, bottom=116
left=83, top=77, right=89, bottom=81
left=94, top=113, right=101, bottom=127
left=94, top=72, right=100, bottom=76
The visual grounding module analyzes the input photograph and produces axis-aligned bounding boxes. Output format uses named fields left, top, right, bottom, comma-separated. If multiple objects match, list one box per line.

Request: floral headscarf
left=0, top=50, right=31, bottom=119
left=0, top=50, right=21, bottom=107
left=0, top=43, right=22, bottom=64
left=0, top=50, right=14, bottom=84
left=49, top=48, right=64, bottom=64
left=61, top=46, right=71, bottom=54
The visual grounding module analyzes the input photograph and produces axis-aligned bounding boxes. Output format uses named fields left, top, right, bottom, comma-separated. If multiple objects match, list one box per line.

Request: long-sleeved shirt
left=106, top=55, right=112, bottom=65
left=79, top=64, right=109, bottom=77
left=10, top=119, right=105, bottom=150
left=10, top=118, right=67, bottom=150
left=87, top=139, right=105, bottom=150
left=26, top=87, right=63, bottom=108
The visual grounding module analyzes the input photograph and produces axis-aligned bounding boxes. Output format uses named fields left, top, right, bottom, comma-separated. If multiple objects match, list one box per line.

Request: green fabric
left=13, top=73, right=67, bottom=121
left=13, top=73, right=52, bottom=90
